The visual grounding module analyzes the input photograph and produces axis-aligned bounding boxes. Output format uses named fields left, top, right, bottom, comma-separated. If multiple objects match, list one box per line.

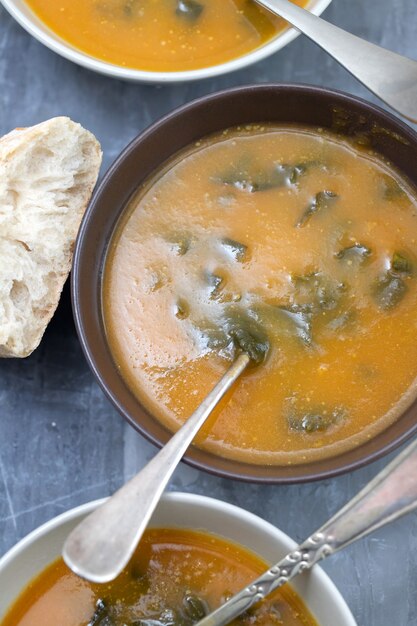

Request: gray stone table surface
left=1, top=1, right=417, bottom=624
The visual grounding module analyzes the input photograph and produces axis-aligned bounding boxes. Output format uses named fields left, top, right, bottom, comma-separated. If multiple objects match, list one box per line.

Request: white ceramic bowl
left=0, top=0, right=332, bottom=83
left=0, top=492, right=356, bottom=625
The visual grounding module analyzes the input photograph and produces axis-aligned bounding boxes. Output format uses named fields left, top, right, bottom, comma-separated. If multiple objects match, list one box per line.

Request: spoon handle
left=256, top=0, right=417, bottom=123
left=197, top=436, right=417, bottom=626
left=63, top=352, right=250, bottom=583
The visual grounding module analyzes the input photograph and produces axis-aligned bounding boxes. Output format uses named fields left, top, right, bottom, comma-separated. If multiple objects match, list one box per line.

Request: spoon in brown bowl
left=63, top=351, right=253, bottom=583
left=253, top=0, right=417, bottom=123
left=196, top=434, right=417, bottom=625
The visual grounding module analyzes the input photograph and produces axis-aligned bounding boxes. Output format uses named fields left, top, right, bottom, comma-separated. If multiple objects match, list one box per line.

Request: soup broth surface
left=24, top=0, right=308, bottom=72
left=104, top=124, right=417, bottom=466
left=1, top=528, right=317, bottom=626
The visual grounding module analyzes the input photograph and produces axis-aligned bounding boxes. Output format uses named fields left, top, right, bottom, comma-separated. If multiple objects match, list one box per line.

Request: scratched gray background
left=1, top=1, right=417, bottom=624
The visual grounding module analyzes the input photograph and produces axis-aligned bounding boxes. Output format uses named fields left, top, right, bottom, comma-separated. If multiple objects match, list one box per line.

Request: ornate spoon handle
left=255, top=0, right=417, bottom=123
left=197, top=436, right=417, bottom=626
left=63, top=353, right=250, bottom=583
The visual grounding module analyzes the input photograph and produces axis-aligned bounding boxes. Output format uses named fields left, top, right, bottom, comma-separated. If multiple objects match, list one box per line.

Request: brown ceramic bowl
left=72, top=84, right=417, bottom=483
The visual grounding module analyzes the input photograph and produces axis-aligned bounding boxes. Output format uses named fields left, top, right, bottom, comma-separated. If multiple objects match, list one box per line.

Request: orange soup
left=24, top=0, right=308, bottom=72
left=1, top=528, right=318, bottom=626
left=103, top=124, right=417, bottom=466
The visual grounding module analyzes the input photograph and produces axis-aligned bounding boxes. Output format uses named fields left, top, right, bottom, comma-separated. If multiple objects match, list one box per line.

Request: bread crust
left=0, top=117, right=102, bottom=357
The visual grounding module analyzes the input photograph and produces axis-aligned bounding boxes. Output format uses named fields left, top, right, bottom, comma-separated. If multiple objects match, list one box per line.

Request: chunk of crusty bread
left=0, top=117, right=102, bottom=357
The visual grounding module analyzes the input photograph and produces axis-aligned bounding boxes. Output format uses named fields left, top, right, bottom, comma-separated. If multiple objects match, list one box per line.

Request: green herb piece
left=392, top=251, right=412, bottom=274
left=205, top=271, right=224, bottom=299
left=289, top=163, right=307, bottom=185
left=148, top=266, right=171, bottom=292
left=336, top=243, right=371, bottom=264
left=88, top=600, right=115, bottom=626
left=176, top=0, right=204, bottom=21
left=168, top=233, right=193, bottom=256
left=380, top=173, right=407, bottom=201
left=372, top=252, right=412, bottom=310
left=250, top=303, right=313, bottom=347
left=296, top=190, right=338, bottom=228
left=275, top=305, right=313, bottom=346
left=221, top=237, right=248, bottom=262
left=287, top=407, right=345, bottom=433
left=259, top=163, right=302, bottom=190
left=373, top=273, right=407, bottom=310
left=216, top=161, right=310, bottom=193
left=182, top=593, right=208, bottom=621
left=196, top=307, right=269, bottom=365
left=292, top=272, right=345, bottom=312
left=175, top=298, right=189, bottom=320
left=225, top=310, right=270, bottom=365
left=198, top=323, right=229, bottom=351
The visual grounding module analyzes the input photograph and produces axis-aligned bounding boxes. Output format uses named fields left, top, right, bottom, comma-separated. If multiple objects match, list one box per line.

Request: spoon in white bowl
left=197, top=434, right=417, bottom=625
left=254, top=0, right=417, bottom=123
left=63, top=352, right=251, bottom=583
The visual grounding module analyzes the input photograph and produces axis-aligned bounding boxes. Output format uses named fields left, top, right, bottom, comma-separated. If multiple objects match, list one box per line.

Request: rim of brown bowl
left=72, top=83, right=417, bottom=484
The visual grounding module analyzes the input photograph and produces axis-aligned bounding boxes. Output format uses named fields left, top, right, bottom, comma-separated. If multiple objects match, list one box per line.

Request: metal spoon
left=254, top=0, right=417, bottom=123
left=63, top=352, right=250, bottom=583
left=197, top=435, right=417, bottom=625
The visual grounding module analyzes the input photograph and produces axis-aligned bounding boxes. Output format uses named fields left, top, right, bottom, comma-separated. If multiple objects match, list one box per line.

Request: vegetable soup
left=1, top=528, right=318, bottom=626
left=103, top=124, right=417, bottom=466
left=24, top=0, right=307, bottom=72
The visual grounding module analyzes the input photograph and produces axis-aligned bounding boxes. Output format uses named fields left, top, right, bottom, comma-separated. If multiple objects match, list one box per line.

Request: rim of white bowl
left=0, top=492, right=356, bottom=626
left=0, top=0, right=333, bottom=83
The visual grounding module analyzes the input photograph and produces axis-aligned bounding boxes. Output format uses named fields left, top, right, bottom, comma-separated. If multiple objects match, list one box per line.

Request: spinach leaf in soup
left=255, top=304, right=313, bottom=347
left=373, top=274, right=407, bottom=310
left=132, top=592, right=208, bottom=625
left=168, top=232, right=193, bottom=256
left=203, top=268, right=241, bottom=303
left=380, top=173, right=408, bottom=201
left=182, top=593, right=209, bottom=620
left=175, top=298, right=189, bottom=319
left=251, top=273, right=347, bottom=347
left=88, top=599, right=116, bottom=626
left=392, top=251, right=412, bottom=274
left=197, top=308, right=270, bottom=365
left=287, top=407, right=345, bottom=434
left=221, top=237, right=248, bottom=262
left=291, top=271, right=345, bottom=313
left=336, top=243, right=371, bottom=265
left=276, top=305, right=313, bottom=346
left=373, top=251, right=412, bottom=310
left=216, top=159, right=310, bottom=193
left=225, top=309, right=270, bottom=364
left=176, top=0, right=204, bottom=21
left=204, top=270, right=224, bottom=299
left=296, top=190, right=338, bottom=228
